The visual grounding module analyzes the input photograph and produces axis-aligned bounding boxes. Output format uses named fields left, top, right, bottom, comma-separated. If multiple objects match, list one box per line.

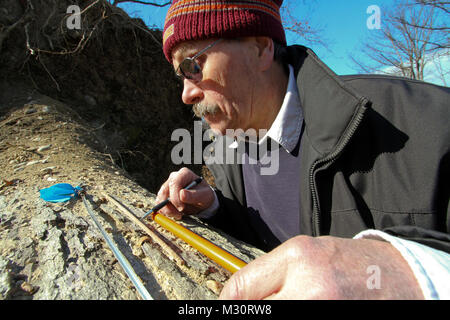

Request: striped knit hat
left=162, top=0, right=286, bottom=63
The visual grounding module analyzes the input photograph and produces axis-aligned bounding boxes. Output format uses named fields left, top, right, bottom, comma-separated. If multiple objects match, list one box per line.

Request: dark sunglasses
left=176, top=39, right=223, bottom=82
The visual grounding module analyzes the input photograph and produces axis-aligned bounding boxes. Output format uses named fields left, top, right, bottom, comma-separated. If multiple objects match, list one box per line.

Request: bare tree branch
left=280, top=0, right=329, bottom=50
left=412, top=0, right=450, bottom=14
left=350, top=0, right=448, bottom=84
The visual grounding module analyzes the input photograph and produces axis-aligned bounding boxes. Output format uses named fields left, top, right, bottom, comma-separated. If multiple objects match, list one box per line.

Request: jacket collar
left=258, top=64, right=303, bottom=153
left=287, top=45, right=371, bottom=156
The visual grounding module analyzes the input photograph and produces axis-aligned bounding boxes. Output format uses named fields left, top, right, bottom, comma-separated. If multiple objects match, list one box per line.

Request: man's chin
left=202, top=112, right=216, bottom=122
left=202, top=115, right=226, bottom=136
left=206, top=124, right=225, bottom=136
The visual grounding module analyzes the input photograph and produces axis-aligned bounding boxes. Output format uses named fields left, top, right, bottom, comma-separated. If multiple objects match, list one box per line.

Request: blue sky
left=282, top=0, right=395, bottom=75
left=118, top=0, right=448, bottom=84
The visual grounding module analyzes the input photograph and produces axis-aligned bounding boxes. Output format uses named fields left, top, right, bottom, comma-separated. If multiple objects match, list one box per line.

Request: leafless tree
left=109, top=0, right=328, bottom=49
left=401, top=0, right=449, bottom=50
left=413, top=0, right=449, bottom=14
left=351, top=0, right=449, bottom=83
left=281, top=0, right=329, bottom=50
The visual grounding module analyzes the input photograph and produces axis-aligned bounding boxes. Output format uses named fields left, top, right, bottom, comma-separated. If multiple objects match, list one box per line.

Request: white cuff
left=196, top=186, right=219, bottom=219
left=354, top=229, right=450, bottom=300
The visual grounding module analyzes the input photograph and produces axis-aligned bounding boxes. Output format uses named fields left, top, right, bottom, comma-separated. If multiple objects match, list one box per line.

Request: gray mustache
left=193, top=103, right=220, bottom=118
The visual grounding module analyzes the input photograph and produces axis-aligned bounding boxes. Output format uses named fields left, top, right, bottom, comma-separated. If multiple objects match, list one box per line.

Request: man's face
left=172, top=38, right=261, bottom=135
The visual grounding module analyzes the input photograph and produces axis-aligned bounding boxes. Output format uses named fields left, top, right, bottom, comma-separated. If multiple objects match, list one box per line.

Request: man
left=156, top=0, right=450, bottom=299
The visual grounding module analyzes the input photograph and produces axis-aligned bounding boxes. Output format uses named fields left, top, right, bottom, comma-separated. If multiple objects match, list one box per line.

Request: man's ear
left=254, top=36, right=275, bottom=72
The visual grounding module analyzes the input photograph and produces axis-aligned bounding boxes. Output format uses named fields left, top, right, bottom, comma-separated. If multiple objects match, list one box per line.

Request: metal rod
left=81, top=195, right=153, bottom=300
left=102, top=192, right=185, bottom=266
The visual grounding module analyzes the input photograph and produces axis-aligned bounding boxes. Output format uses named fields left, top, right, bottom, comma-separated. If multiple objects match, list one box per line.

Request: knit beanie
left=162, top=0, right=286, bottom=63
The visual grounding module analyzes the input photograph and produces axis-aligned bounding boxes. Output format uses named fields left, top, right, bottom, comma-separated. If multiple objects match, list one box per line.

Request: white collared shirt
left=258, top=65, right=303, bottom=153
left=200, top=65, right=450, bottom=299
left=228, top=65, right=302, bottom=153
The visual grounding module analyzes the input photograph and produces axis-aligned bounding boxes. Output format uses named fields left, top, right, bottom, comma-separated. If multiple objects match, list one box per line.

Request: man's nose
left=182, top=79, right=204, bottom=105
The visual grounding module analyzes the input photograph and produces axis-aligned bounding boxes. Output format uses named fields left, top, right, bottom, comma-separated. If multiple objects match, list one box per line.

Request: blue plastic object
left=39, top=183, right=82, bottom=203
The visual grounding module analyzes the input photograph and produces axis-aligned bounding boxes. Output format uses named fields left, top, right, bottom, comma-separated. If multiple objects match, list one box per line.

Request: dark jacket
left=204, top=45, right=450, bottom=253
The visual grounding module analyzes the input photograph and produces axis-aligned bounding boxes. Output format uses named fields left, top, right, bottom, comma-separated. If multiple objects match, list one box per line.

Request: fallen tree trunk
left=0, top=90, right=264, bottom=300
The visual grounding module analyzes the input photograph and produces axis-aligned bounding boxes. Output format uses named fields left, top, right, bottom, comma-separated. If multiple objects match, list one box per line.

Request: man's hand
left=155, top=167, right=215, bottom=220
left=219, top=235, right=424, bottom=299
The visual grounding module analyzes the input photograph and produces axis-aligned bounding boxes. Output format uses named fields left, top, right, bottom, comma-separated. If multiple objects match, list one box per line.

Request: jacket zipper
left=309, top=98, right=369, bottom=236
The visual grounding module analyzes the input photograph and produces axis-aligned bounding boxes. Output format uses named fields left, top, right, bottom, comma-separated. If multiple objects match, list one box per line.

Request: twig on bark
left=102, top=192, right=186, bottom=266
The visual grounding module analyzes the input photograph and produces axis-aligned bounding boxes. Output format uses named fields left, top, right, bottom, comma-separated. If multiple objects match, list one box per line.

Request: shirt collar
left=230, top=64, right=303, bottom=153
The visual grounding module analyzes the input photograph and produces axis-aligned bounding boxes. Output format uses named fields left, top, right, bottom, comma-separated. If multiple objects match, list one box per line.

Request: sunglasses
left=175, top=39, right=223, bottom=82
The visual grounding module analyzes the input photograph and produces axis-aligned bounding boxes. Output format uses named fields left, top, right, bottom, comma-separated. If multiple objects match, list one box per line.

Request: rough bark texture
left=0, top=0, right=265, bottom=300
left=0, top=92, right=264, bottom=300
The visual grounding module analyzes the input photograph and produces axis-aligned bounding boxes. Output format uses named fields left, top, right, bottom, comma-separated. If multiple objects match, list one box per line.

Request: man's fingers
left=154, top=168, right=204, bottom=218
left=168, top=168, right=198, bottom=211
left=219, top=251, right=286, bottom=300
left=180, top=185, right=214, bottom=208
left=158, top=202, right=183, bottom=220
left=156, top=180, right=170, bottom=202
left=219, top=237, right=309, bottom=300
